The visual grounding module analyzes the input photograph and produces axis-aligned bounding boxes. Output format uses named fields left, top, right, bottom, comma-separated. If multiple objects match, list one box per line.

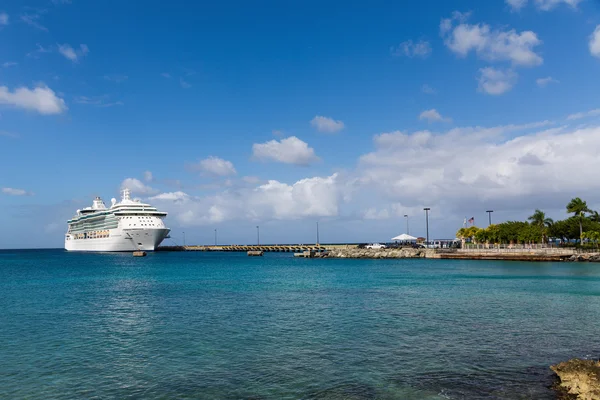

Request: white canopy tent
left=391, top=233, right=417, bottom=241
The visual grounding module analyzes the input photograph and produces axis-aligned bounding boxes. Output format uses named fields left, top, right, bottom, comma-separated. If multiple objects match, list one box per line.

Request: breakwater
left=322, top=248, right=600, bottom=262
left=157, top=245, right=600, bottom=262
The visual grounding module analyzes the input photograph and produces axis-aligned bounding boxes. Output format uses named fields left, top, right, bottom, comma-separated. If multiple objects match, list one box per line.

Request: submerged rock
left=551, top=359, right=600, bottom=400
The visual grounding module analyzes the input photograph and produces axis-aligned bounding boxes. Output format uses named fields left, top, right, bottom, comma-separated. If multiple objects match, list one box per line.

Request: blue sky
left=3, top=0, right=600, bottom=248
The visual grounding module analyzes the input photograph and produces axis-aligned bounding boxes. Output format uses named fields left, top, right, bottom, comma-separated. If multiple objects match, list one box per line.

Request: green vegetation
left=456, top=198, right=600, bottom=246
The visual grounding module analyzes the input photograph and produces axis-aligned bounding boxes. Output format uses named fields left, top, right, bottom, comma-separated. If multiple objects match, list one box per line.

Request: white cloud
left=149, top=191, right=189, bottom=202
left=120, top=178, right=158, bottom=195
left=74, top=95, right=123, bottom=107
left=161, top=73, right=171, bottom=79
left=421, top=84, right=436, bottom=94
left=150, top=173, right=341, bottom=226
left=566, top=108, right=600, bottom=121
left=26, top=44, right=53, bottom=59
left=506, top=0, right=528, bottom=10
left=441, top=13, right=543, bottom=67
left=534, top=0, right=582, bottom=10
left=2, top=62, right=17, bottom=67
left=477, top=67, right=517, bottom=95
left=419, top=109, right=451, bottom=123
left=21, top=12, right=47, bottom=31
left=144, top=171, right=153, bottom=182
left=357, top=121, right=600, bottom=216
left=310, top=115, right=344, bottom=133
left=0, top=84, right=67, bottom=115
left=2, top=187, right=31, bottom=196
left=58, top=44, right=89, bottom=62
left=590, top=25, right=600, bottom=58
left=390, top=40, right=432, bottom=58
left=506, top=0, right=582, bottom=11
left=536, top=76, right=559, bottom=87
left=252, top=136, right=319, bottom=165
left=180, top=78, right=191, bottom=89
left=191, top=156, right=237, bottom=177
left=0, top=12, right=8, bottom=25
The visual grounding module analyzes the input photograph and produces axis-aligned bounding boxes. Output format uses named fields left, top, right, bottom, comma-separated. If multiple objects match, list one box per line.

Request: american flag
left=468, top=217, right=475, bottom=225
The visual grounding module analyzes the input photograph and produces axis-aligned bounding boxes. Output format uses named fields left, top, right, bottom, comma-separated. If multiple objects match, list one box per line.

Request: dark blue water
left=1, top=250, right=599, bottom=399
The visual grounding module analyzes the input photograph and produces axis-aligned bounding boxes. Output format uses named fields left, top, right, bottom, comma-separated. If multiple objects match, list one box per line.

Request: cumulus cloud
left=310, top=115, right=345, bottom=133
left=536, top=76, right=559, bottom=87
left=190, top=156, right=237, bottom=177
left=252, top=136, right=319, bottom=165
left=2, top=187, right=31, bottom=196
left=120, top=178, right=158, bottom=195
left=477, top=67, right=517, bottom=95
left=590, top=25, right=600, bottom=58
left=441, top=12, right=543, bottom=67
left=419, top=109, right=451, bottom=123
left=150, top=174, right=341, bottom=226
left=507, top=0, right=583, bottom=11
left=357, top=121, right=600, bottom=217
left=390, top=40, right=432, bottom=58
left=149, top=191, right=189, bottom=202
left=58, top=44, right=89, bottom=62
left=0, top=84, right=67, bottom=114
left=566, top=108, right=600, bottom=121
left=0, top=12, right=8, bottom=25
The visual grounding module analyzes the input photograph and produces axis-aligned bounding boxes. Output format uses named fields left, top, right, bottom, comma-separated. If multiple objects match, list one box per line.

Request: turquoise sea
left=1, top=250, right=599, bottom=399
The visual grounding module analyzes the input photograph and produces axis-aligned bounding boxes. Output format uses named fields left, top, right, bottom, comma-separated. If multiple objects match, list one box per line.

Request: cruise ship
left=65, top=188, right=170, bottom=252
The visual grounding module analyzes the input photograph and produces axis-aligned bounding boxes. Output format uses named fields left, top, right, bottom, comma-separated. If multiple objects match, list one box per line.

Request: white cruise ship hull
left=65, top=228, right=170, bottom=252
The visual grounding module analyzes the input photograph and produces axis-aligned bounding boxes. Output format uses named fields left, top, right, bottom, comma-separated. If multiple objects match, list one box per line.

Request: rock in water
left=551, top=359, right=600, bottom=399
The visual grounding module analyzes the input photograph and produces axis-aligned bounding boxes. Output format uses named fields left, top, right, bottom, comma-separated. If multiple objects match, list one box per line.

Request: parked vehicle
left=366, top=243, right=386, bottom=249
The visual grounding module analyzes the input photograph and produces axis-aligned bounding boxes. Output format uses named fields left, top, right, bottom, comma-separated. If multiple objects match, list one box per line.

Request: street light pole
left=256, top=226, right=260, bottom=245
left=316, top=221, right=319, bottom=245
left=404, top=214, right=409, bottom=235
left=423, top=208, right=430, bottom=246
left=486, top=210, right=494, bottom=226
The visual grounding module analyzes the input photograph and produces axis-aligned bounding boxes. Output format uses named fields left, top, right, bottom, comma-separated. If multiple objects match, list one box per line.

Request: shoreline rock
left=551, top=359, right=600, bottom=399
left=321, top=248, right=431, bottom=259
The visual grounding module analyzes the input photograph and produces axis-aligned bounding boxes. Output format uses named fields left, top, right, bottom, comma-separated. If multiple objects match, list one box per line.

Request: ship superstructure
left=64, top=189, right=170, bottom=252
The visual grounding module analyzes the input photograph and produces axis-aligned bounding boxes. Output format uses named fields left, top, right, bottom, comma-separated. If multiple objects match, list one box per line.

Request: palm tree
left=567, top=197, right=590, bottom=243
left=528, top=209, right=553, bottom=243
left=589, top=210, right=600, bottom=223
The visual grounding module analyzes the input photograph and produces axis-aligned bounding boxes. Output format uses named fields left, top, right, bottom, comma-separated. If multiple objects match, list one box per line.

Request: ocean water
left=1, top=250, right=599, bottom=399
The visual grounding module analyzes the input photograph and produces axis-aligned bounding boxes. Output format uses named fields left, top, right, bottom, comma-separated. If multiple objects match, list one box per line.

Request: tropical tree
left=527, top=209, right=553, bottom=243
left=589, top=210, right=600, bottom=223
left=583, top=231, right=600, bottom=247
left=566, top=197, right=590, bottom=243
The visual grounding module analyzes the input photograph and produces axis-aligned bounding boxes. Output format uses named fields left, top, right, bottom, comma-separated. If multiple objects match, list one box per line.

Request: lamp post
left=404, top=214, right=409, bottom=235
left=316, top=221, right=320, bottom=246
left=256, top=225, right=260, bottom=245
left=486, top=210, right=494, bottom=226
left=423, top=208, right=430, bottom=246
left=183, top=231, right=186, bottom=247
left=214, top=229, right=217, bottom=246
